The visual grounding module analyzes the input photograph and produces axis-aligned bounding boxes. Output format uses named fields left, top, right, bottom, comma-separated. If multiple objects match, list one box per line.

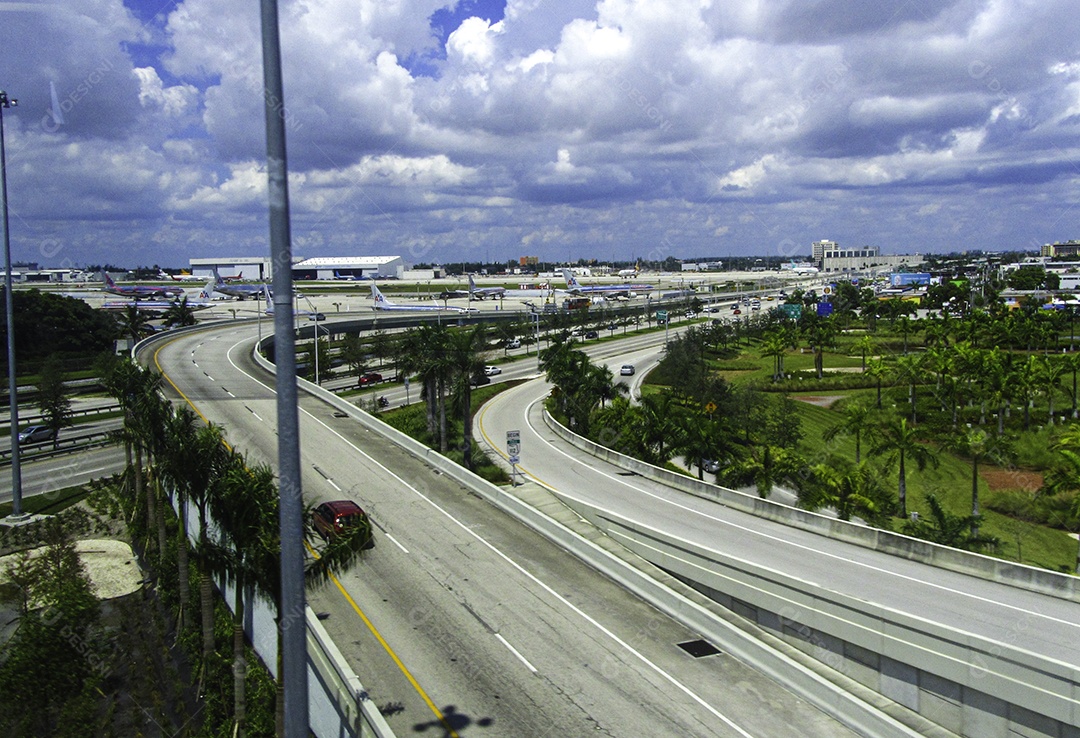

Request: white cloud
left=2, top=0, right=1080, bottom=267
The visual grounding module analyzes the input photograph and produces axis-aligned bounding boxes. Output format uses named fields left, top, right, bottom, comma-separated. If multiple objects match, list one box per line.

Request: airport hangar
left=188, top=255, right=405, bottom=281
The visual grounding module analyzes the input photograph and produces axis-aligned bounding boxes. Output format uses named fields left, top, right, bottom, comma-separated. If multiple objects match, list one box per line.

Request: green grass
left=0, top=484, right=93, bottom=518
left=790, top=399, right=1077, bottom=571
left=375, top=381, right=521, bottom=485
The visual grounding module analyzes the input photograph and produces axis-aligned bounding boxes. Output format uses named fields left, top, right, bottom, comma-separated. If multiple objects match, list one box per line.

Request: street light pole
left=258, top=4, right=307, bottom=733
left=1, top=89, right=25, bottom=520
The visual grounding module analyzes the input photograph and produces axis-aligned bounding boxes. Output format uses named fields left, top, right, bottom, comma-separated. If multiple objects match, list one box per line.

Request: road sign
left=656, top=310, right=668, bottom=321
left=507, top=430, right=520, bottom=458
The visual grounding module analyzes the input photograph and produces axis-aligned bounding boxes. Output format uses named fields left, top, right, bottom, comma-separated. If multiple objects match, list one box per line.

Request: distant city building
left=811, top=239, right=922, bottom=273
left=811, top=240, right=839, bottom=263
left=519, top=256, right=539, bottom=267
left=1040, top=240, right=1080, bottom=258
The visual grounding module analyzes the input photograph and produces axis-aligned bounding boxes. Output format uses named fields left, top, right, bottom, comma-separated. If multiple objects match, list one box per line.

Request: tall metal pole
left=257, top=5, right=307, bottom=735
left=1, top=90, right=24, bottom=519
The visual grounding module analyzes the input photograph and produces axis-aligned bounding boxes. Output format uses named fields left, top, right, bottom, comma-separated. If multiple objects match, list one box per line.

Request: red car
left=358, top=372, right=382, bottom=386
left=312, top=500, right=372, bottom=545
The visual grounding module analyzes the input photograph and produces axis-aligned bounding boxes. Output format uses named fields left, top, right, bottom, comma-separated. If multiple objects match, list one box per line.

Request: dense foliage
left=0, top=289, right=118, bottom=373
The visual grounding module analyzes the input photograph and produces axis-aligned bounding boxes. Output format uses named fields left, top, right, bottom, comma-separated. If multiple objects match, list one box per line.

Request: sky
left=0, top=0, right=1078, bottom=269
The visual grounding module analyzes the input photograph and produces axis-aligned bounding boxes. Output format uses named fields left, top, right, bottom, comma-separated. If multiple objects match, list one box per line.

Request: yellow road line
left=151, top=334, right=457, bottom=735
left=327, top=568, right=459, bottom=736
left=151, top=337, right=212, bottom=425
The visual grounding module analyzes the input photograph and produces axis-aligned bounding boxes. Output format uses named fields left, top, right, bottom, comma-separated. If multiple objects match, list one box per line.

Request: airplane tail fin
left=102, top=271, right=115, bottom=288
left=561, top=269, right=581, bottom=290
left=371, top=282, right=390, bottom=308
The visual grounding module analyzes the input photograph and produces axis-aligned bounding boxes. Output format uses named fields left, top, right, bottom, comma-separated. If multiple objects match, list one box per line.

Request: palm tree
left=870, top=415, right=938, bottom=519
left=446, top=324, right=488, bottom=470
left=211, top=460, right=279, bottom=737
left=182, top=422, right=235, bottom=661
left=902, top=493, right=1000, bottom=552
left=893, top=353, right=925, bottom=424
left=865, top=357, right=889, bottom=410
left=159, top=406, right=202, bottom=630
left=1037, top=357, right=1065, bottom=424
left=116, top=303, right=153, bottom=346
left=943, top=428, right=1010, bottom=538
left=101, top=358, right=165, bottom=554
left=670, top=413, right=722, bottom=480
left=162, top=297, right=198, bottom=328
left=851, top=334, right=874, bottom=372
left=1064, top=352, right=1080, bottom=419
left=802, top=316, right=836, bottom=379
left=760, top=331, right=787, bottom=382
left=1039, top=431, right=1080, bottom=573
left=795, top=457, right=891, bottom=524
left=637, top=392, right=682, bottom=466
left=823, top=398, right=873, bottom=463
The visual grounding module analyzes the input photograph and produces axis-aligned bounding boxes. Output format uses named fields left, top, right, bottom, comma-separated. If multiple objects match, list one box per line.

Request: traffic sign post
left=507, top=430, right=521, bottom=485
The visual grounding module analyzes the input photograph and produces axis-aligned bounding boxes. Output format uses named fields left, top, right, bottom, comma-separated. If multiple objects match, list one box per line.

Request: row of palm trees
left=100, top=356, right=369, bottom=737
left=540, top=328, right=1013, bottom=551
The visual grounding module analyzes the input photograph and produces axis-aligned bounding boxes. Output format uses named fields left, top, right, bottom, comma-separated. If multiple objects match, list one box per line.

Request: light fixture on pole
left=1, top=89, right=25, bottom=520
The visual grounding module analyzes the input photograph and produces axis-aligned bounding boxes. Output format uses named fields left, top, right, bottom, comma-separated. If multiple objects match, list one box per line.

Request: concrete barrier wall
left=541, top=409, right=1080, bottom=603
left=582, top=506, right=1080, bottom=733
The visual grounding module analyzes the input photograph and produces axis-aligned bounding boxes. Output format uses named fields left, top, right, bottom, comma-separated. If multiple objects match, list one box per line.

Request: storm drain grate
left=677, top=639, right=721, bottom=658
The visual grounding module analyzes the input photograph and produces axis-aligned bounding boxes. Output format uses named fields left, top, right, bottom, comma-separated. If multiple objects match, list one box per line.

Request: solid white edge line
left=384, top=533, right=409, bottom=554
left=513, top=392, right=1077, bottom=632
left=495, top=633, right=537, bottom=673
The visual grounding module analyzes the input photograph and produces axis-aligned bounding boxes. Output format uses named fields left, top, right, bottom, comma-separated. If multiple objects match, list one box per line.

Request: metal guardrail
left=0, top=403, right=121, bottom=431
left=0, top=430, right=118, bottom=466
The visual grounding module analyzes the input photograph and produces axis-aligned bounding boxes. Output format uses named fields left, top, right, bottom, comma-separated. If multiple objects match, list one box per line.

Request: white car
left=620, top=364, right=635, bottom=376
left=484, top=365, right=502, bottom=376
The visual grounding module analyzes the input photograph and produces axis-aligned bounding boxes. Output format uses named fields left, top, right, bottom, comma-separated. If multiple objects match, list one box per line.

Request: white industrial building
left=188, top=255, right=405, bottom=281
left=189, top=256, right=274, bottom=281
left=290, top=256, right=405, bottom=280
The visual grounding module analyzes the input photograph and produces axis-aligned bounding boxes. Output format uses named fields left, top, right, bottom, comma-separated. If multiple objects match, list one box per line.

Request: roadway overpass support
left=543, top=410, right=1080, bottom=738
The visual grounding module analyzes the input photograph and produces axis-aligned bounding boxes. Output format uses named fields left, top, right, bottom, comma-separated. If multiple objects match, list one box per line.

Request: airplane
left=440, top=275, right=507, bottom=301
left=467, top=275, right=507, bottom=300
left=371, top=283, right=468, bottom=313
left=560, top=269, right=655, bottom=298
left=159, top=269, right=205, bottom=283
left=101, top=297, right=212, bottom=312
left=211, top=268, right=270, bottom=300
left=101, top=271, right=184, bottom=300
left=617, top=264, right=641, bottom=278
left=333, top=270, right=368, bottom=281
left=780, top=261, right=820, bottom=275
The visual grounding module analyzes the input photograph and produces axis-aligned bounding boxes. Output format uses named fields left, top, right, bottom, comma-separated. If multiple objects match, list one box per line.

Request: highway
left=0, top=445, right=127, bottom=506
left=146, top=322, right=859, bottom=737
left=473, top=349, right=1080, bottom=686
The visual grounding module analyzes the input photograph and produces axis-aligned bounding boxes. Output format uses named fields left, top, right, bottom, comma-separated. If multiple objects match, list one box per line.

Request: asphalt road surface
left=145, top=322, right=858, bottom=737
left=474, top=354, right=1080, bottom=679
